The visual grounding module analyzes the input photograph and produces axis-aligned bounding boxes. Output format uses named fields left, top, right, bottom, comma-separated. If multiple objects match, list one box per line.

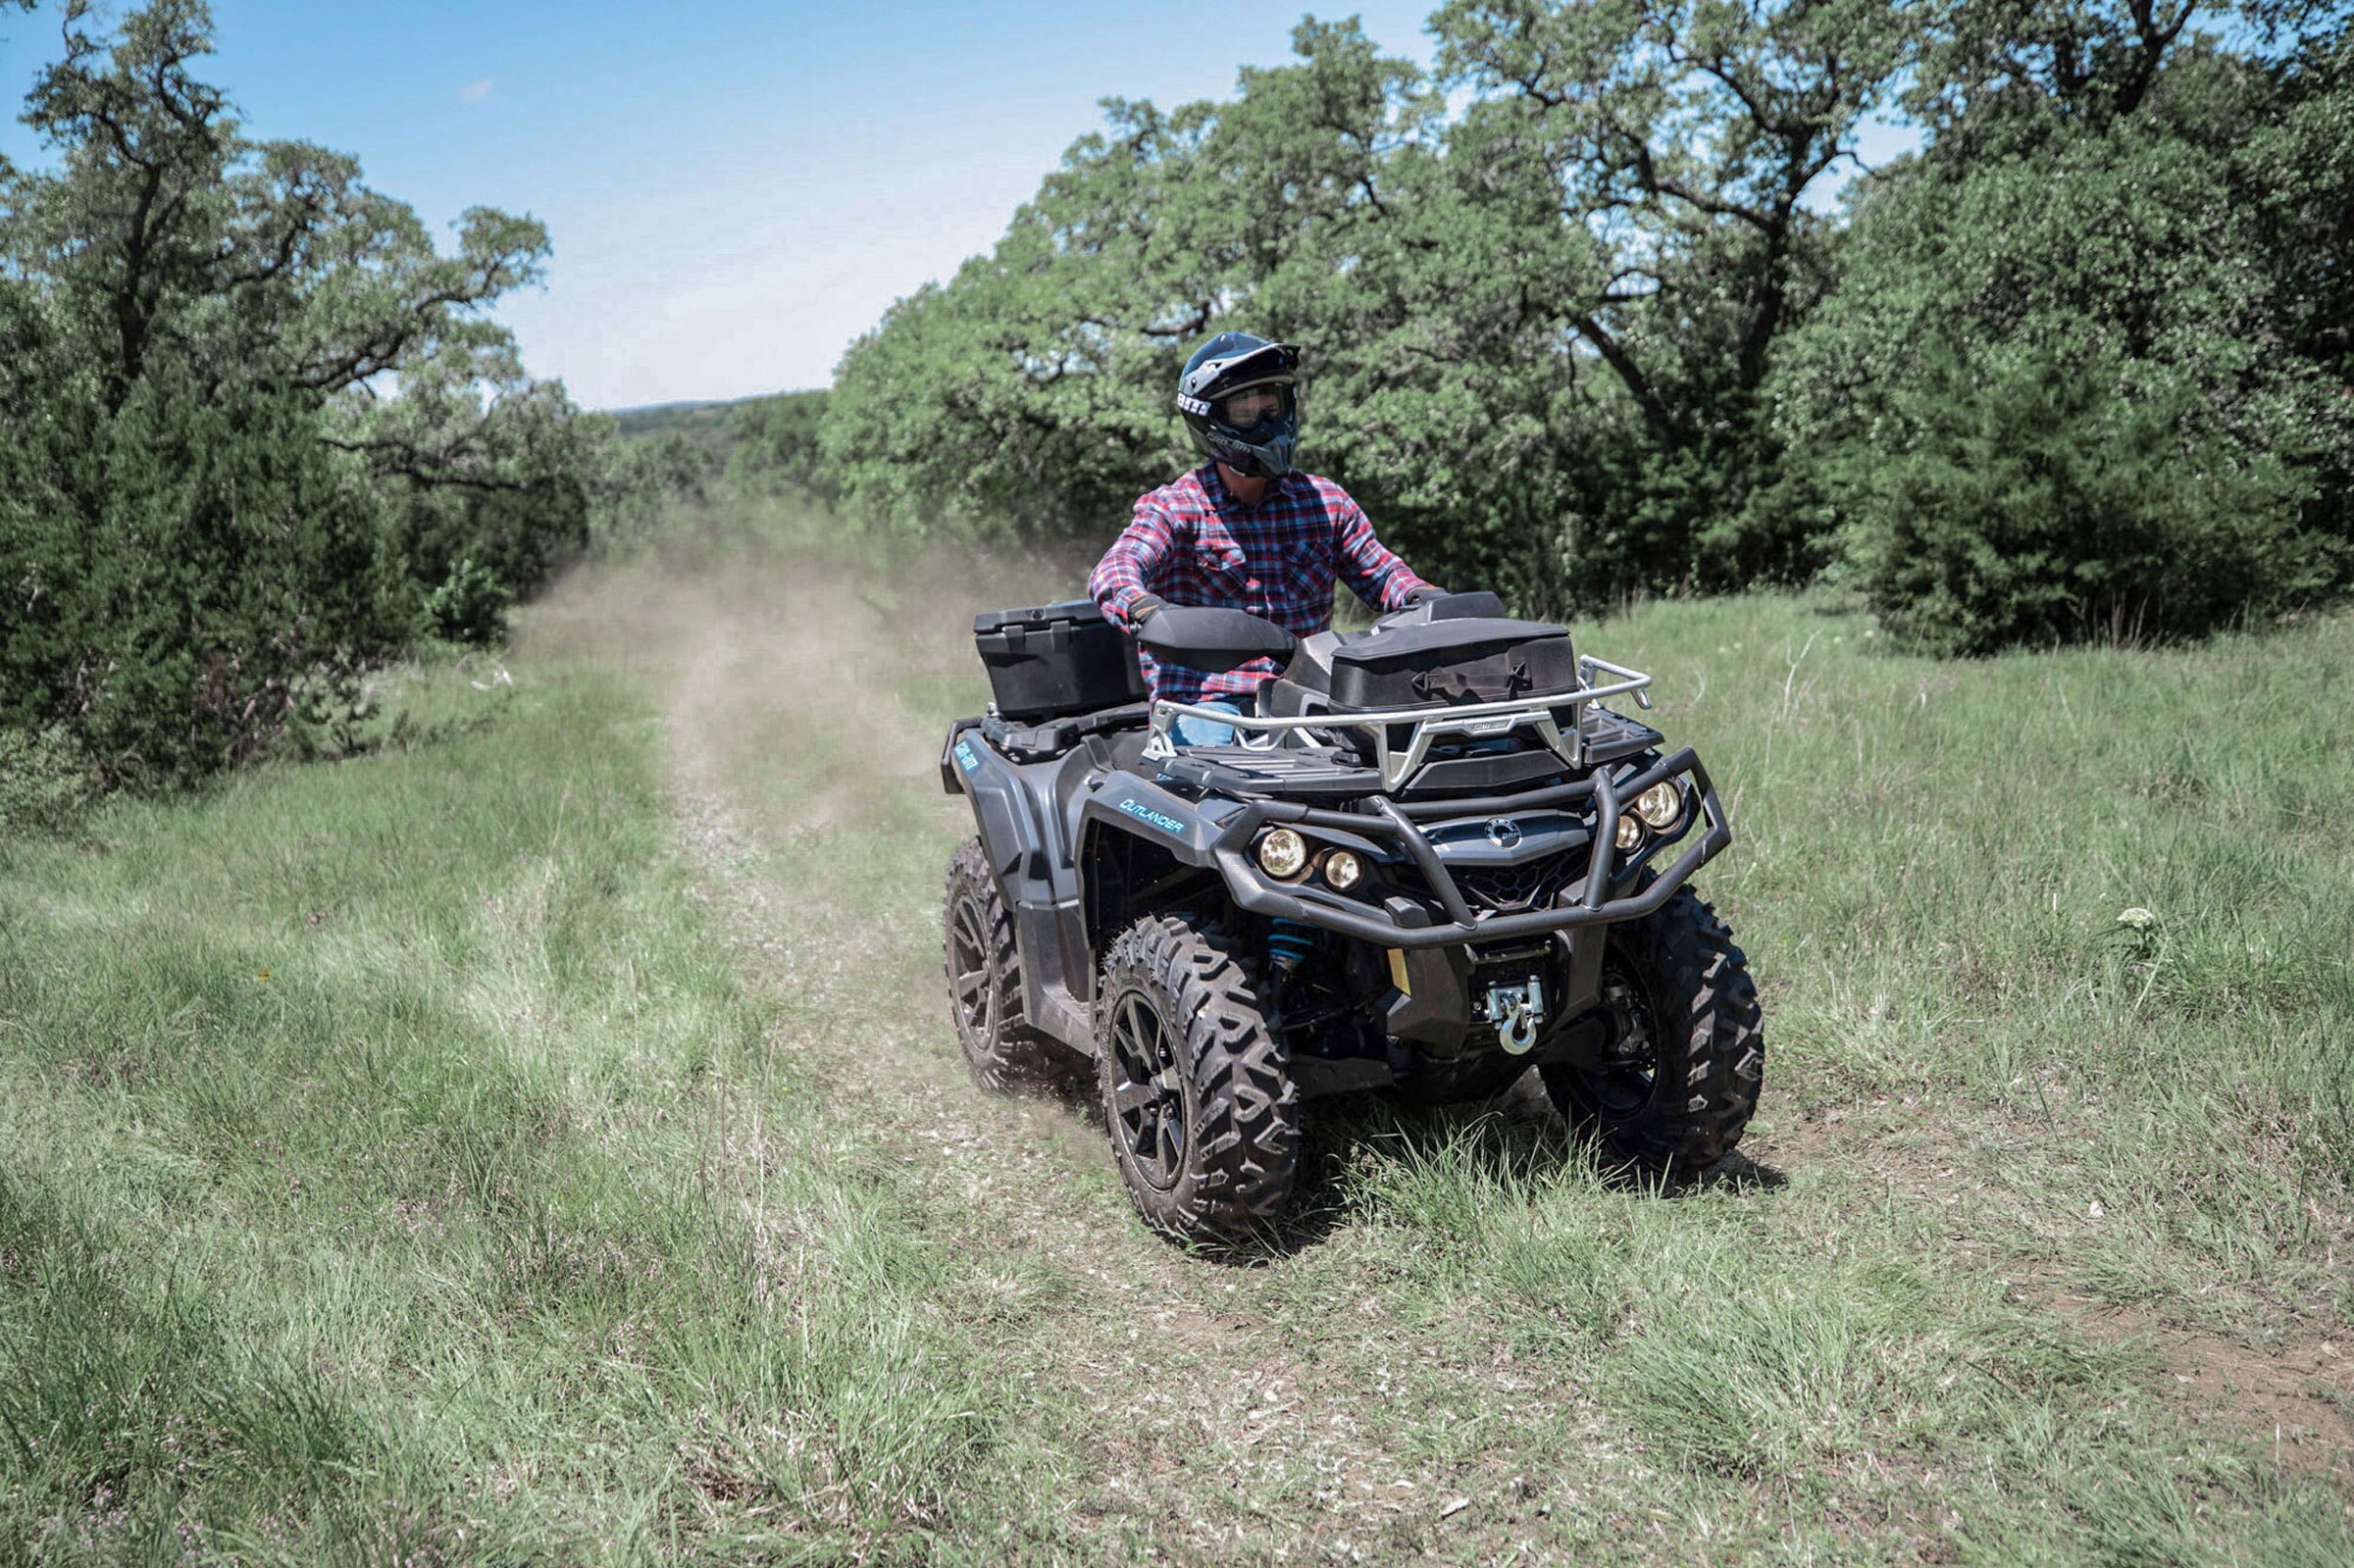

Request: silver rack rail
left=1150, top=653, right=1657, bottom=790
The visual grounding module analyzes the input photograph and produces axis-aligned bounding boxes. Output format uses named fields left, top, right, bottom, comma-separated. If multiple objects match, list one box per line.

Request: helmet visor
left=1215, top=381, right=1295, bottom=432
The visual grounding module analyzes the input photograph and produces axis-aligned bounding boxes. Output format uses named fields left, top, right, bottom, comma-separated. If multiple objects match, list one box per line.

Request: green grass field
left=3, top=535, right=2349, bottom=1564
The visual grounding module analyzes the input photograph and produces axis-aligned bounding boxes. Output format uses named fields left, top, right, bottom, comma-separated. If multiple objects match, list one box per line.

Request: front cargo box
left=1320, top=618, right=1578, bottom=709
left=974, top=599, right=1148, bottom=721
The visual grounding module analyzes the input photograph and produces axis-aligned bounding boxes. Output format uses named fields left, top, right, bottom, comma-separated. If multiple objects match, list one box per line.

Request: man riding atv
left=1088, top=332, right=1445, bottom=743
left=942, top=331, right=1763, bottom=1244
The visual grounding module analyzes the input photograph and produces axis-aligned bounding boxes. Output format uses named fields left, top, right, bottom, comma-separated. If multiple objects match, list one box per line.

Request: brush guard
left=1193, top=747, right=1730, bottom=950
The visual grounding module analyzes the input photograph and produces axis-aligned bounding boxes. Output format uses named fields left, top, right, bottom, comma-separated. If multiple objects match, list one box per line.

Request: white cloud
left=460, top=78, right=494, bottom=103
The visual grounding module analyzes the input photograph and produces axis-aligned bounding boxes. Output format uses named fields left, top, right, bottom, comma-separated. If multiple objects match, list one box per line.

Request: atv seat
left=1100, top=724, right=1152, bottom=777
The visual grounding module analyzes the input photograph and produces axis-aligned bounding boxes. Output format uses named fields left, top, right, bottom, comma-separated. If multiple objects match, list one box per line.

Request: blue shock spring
left=1267, top=918, right=1317, bottom=973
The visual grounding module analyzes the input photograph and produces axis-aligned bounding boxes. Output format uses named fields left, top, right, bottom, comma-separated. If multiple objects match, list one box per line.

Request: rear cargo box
left=974, top=599, right=1147, bottom=721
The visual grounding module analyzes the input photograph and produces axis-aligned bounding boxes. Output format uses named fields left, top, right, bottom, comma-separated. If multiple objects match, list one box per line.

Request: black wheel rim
left=1105, top=988, right=1187, bottom=1192
left=947, top=890, right=995, bottom=1039
left=1582, top=960, right=1662, bottom=1118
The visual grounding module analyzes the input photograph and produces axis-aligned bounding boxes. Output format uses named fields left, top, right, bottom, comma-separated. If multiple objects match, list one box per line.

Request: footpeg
left=1478, top=978, right=1546, bottom=1055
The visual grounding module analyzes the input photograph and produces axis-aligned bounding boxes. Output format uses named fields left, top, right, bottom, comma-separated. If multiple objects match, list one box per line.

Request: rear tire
left=1096, top=915, right=1300, bottom=1242
left=1541, top=886, right=1762, bottom=1171
left=944, top=837, right=1084, bottom=1094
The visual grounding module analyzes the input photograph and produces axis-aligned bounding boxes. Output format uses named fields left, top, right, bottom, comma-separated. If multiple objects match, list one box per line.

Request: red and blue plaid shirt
left=1089, top=466, right=1432, bottom=706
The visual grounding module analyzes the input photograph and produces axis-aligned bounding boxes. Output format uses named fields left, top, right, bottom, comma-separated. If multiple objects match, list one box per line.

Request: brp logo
left=1484, top=818, right=1522, bottom=849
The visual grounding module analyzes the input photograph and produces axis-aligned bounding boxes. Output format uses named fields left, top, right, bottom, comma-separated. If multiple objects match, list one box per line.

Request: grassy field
left=2, top=528, right=2349, bottom=1563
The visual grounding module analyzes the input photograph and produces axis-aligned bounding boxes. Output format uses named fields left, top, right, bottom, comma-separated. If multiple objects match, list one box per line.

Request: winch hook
left=1500, top=994, right=1540, bottom=1055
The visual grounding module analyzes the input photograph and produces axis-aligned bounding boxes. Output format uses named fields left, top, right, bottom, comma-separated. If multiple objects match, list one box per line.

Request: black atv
left=940, top=591, right=1762, bottom=1241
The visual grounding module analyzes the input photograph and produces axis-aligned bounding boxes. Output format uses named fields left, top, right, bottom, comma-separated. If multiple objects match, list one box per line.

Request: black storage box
left=974, top=599, right=1148, bottom=721
left=1320, top=617, right=1578, bottom=710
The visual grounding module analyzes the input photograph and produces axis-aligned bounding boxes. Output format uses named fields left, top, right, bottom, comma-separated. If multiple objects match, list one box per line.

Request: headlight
left=1634, top=781, right=1684, bottom=831
left=1614, top=815, right=1646, bottom=853
left=1257, top=828, right=1309, bottom=880
left=1322, top=849, right=1364, bottom=891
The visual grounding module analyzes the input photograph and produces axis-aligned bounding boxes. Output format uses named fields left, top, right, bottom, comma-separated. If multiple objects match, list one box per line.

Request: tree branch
left=319, top=432, right=543, bottom=492
left=1573, top=312, right=1677, bottom=441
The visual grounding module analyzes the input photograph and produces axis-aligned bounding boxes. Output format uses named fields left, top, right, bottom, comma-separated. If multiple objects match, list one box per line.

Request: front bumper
left=1207, top=748, right=1730, bottom=949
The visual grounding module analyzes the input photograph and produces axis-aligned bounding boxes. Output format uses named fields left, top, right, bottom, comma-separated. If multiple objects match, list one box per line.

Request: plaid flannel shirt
left=1089, top=466, right=1432, bottom=707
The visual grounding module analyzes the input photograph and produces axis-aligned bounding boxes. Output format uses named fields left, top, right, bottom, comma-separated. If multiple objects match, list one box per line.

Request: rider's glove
left=1127, top=593, right=1166, bottom=628
left=1405, top=583, right=1449, bottom=606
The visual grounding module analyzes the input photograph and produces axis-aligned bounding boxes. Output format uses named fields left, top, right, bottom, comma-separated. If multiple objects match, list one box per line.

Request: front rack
left=1150, top=653, right=1657, bottom=790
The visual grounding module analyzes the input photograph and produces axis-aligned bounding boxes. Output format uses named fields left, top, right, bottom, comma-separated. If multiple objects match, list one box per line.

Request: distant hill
left=605, top=397, right=759, bottom=457
left=600, top=390, right=832, bottom=497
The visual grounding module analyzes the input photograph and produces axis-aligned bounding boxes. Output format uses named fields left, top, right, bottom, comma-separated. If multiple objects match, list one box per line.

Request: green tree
left=1428, top=0, right=1906, bottom=595
left=819, top=5, right=1908, bottom=614
left=0, top=0, right=588, bottom=781
left=725, top=388, right=836, bottom=501
left=1776, top=6, right=2354, bottom=650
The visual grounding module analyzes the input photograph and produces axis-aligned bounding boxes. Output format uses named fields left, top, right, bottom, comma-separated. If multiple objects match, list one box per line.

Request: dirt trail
left=523, top=539, right=1536, bottom=1556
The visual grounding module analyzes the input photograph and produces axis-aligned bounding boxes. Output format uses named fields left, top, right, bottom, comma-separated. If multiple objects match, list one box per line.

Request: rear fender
left=943, top=723, right=1051, bottom=905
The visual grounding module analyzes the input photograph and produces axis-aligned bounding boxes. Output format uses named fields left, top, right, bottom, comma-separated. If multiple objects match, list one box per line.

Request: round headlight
left=1257, top=828, right=1309, bottom=880
left=1323, top=849, right=1364, bottom=891
left=1614, top=814, right=1647, bottom=853
left=1634, top=781, right=1684, bottom=830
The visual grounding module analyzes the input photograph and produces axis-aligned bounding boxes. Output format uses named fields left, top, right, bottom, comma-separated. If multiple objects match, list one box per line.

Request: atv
left=940, top=590, right=1762, bottom=1241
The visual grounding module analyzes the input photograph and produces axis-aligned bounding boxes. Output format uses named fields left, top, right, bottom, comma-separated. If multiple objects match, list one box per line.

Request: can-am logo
left=1117, top=798, right=1188, bottom=836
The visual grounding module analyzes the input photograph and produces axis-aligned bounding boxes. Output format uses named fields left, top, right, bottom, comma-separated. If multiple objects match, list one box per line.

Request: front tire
left=1541, top=886, right=1763, bottom=1171
left=1096, top=915, right=1300, bottom=1242
left=944, top=837, right=1084, bottom=1093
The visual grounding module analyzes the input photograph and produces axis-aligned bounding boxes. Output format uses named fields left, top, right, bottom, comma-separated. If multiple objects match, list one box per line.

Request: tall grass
left=4, top=546, right=2348, bottom=1563
left=0, top=654, right=1010, bottom=1562
left=1624, top=595, right=2354, bottom=1314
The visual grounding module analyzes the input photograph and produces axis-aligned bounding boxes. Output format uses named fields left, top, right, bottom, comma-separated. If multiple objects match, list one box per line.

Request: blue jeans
left=1170, top=700, right=1243, bottom=748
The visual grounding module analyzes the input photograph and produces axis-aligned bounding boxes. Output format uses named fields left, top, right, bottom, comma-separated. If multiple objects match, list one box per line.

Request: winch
left=1475, top=977, right=1547, bottom=1054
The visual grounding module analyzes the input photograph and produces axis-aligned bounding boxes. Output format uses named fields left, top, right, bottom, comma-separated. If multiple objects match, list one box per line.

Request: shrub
left=0, top=365, right=414, bottom=786
left=1839, top=346, right=2337, bottom=655
left=423, top=559, right=513, bottom=646
left=0, top=725, right=96, bottom=838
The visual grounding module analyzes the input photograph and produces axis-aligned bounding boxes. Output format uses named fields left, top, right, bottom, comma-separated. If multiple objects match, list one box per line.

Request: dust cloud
left=520, top=521, right=1096, bottom=838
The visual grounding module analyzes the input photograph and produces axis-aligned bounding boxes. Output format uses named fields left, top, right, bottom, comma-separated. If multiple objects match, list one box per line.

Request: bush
left=0, top=725, right=96, bottom=838
left=1838, top=348, right=2336, bottom=654
left=0, top=366, right=414, bottom=786
left=423, top=558, right=513, bottom=646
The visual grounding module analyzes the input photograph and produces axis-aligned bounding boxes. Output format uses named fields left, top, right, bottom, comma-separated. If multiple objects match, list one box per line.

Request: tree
left=0, top=0, right=589, bottom=782
left=818, top=5, right=1911, bottom=613
left=724, top=388, right=835, bottom=501
left=1774, top=5, right=2354, bottom=650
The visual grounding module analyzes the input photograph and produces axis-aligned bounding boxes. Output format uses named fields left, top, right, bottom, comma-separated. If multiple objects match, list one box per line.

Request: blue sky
left=2, top=2, right=1447, bottom=408
left=1, top=3, right=1912, bottom=411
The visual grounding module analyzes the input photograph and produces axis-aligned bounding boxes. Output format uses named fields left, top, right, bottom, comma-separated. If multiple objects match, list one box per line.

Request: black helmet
left=1176, top=331, right=1302, bottom=479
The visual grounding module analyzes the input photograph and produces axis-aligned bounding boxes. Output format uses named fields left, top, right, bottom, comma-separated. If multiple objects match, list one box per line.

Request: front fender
left=1075, top=775, right=1239, bottom=869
